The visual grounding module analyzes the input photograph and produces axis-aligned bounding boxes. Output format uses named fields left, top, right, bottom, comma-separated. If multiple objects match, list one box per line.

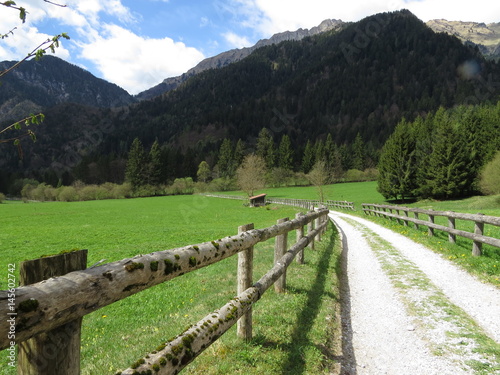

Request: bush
left=208, top=178, right=237, bottom=192
left=31, top=183, right=53, bottom=202
left=57, top=186, right=79, bottom=202
left=480, top=151, right=500, bottom=195
left=0, top=192, right=5, bottom=203
left=44, top=185, right=58, bottom=201
left=79, top=185, right=99, bottom=201
left=95, top=185, right=112, bottom=200
left=21, top=182, right=38, bottom=200
left=168, top=178, right=195, bottom=195
left=111, top=183, right=132, bottom=199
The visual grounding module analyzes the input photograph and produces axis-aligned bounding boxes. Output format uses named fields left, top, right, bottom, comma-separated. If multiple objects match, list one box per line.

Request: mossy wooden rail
left=0, top=207, right=329, bottom=374
left=362, top=203, right=500, bottom=256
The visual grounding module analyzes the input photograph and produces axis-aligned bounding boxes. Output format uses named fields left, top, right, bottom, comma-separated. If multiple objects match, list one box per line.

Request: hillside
left=119, top=10, right=499, bottom=149
left=0, top=56, right=135, bottom=123
left=136, top=19, right=345, bottom=100
left=427, top=19, right=500, bottom=59
left=1, top=10, right=500, bottom=188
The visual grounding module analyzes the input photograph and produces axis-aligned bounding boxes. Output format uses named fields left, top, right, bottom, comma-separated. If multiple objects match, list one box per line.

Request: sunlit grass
left=0, top=196, right=341, bottom=374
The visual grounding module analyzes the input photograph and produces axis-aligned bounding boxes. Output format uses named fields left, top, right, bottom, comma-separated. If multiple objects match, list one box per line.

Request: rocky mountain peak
left=426, top=19, right=500, bottom=58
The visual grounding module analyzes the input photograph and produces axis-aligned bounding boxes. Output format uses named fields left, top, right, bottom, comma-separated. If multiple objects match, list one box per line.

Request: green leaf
left=19, top=7, right=26, bottom=23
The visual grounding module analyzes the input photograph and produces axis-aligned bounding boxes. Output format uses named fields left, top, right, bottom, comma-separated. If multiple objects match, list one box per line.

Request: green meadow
left=0, top=195, right=341, bottom=374
left=1, top=181, right=499, bottom=373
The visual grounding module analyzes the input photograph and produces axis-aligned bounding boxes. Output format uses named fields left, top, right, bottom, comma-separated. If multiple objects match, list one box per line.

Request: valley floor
left=329, top=211, right=500, bottom=375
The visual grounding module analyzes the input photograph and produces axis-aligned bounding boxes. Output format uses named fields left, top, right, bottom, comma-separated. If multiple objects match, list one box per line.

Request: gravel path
left=329, top=211, right=500, bottom=375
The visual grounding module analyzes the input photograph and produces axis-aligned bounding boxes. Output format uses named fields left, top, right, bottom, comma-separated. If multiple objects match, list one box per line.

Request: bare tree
left=307, top=160, right=328, bottom=202
left=236, top=154, right=266, bottom=197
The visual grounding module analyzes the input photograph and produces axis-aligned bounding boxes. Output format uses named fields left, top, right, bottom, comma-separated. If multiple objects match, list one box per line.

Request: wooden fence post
left=315, top=211, right=321, bottom=242
left=296, top=213, right=305, bottom=265
left=18, top=249, right=87, bottom=375
left=428, top=212, right=435, bottom=237
left=414, top=212, right=419, bottom=230
left=237, top=223, right=254, bottom=340
left=274, top=218, right=289, bottom=293
left=403, top=210, right=409, bottom=226
left=448, top=215, right=456, bottom=244
left=308, top=209, right=315, bottom=250
left=473, top=214, right=484, bottom=256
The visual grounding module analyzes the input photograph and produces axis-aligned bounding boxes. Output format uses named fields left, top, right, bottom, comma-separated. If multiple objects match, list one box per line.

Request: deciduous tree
left=236, top=154, right=266, bottom=197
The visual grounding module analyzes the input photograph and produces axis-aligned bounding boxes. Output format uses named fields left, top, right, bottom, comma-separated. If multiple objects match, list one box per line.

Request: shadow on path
left=332, top=219, right=357, bottom=375
left=280, top=228, right=340, bottom=374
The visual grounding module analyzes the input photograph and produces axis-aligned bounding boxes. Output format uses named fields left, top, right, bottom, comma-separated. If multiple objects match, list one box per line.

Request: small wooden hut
left=249, top=193, right=267, bottom=207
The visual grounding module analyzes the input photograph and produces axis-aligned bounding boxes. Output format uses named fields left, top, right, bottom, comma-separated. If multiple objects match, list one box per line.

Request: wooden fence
left=0, top=207, right=329, bottom=374
left=205, top=194, right=355, bottom=211
left=362, top=203, right=500, bottom=256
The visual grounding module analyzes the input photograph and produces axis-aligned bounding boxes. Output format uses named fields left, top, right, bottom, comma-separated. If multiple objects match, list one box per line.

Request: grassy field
left=1, top=181, right=499, bottom=373
left=0, top=196, right=341, bottom=374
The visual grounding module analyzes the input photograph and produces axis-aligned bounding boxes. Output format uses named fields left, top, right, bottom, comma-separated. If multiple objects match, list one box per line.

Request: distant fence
left=362, top=203, right=500, bottom=256
left=205, top=194, right=355, bottom=211
left=0, top=208, right=329, bottom=374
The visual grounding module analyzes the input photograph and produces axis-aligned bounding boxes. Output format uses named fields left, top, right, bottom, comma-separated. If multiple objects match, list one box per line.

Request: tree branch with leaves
left=0, top=0, right=69, bottom=149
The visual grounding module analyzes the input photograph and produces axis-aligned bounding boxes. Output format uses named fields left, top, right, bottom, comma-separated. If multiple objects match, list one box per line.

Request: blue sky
left=1, top=0, right=499, bottom=94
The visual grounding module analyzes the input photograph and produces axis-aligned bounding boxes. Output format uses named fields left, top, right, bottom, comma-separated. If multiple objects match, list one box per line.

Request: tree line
left=378, top=103, right=500, bottom=201
left=124, top=127, right=378, bottom=194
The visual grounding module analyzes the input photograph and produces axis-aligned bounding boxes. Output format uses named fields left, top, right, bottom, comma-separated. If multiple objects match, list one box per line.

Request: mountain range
left=1, top=10, right=499, bottom=189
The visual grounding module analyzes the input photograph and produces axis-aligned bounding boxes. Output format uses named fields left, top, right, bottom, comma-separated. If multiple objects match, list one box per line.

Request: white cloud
left=0, top=24, right=70, bottom=62
left=222, top=31, right=252, bottom=48
left=79, top=24, right=205, bottom=94
left=228, top=0, right=500, bottom=39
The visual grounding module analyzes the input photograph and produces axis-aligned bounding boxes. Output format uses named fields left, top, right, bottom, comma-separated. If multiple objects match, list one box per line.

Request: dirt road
left=329, top=211, right=500, bottom=375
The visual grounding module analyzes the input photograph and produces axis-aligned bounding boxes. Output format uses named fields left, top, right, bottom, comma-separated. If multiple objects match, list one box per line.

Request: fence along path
left=0, top=206, right=329, bottom=374
left=362, top=203, right=500, bottom=256
left=205, top=193, right=355, bottom=211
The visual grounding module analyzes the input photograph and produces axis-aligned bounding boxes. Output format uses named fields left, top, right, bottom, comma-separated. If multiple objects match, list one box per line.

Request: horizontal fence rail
left=205, top=194, right=355, bottom=211
left=1, top=206, right=329, bottom=374
left=120, top=212, right=329, bottom=374
left=362, top=203, right=500, bottom=256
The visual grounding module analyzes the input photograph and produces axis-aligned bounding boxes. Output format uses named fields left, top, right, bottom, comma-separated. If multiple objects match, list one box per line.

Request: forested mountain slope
left=0, top=56, right=135, bottom=122
left=1, top=10, right=499, bottom=187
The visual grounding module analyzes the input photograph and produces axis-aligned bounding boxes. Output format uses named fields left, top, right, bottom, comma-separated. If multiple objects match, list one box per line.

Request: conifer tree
left=217, top=139, right=234, bottom=178
left=149, top=139, right=162, bottom=186
left=126, top=138, right=148, bottom=190
left=256, top=128, right=276, bottom=169
left=233, top=139, right=246, bottom=169
left=352, top=133, right=366, bottom=171
left=302, top=140, right=315, bottom=173
left=278, top=134, right=294, bottom=171
left=377, top=119, right=417, bottom=200
left=424, top=120, right=469, bottom=199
